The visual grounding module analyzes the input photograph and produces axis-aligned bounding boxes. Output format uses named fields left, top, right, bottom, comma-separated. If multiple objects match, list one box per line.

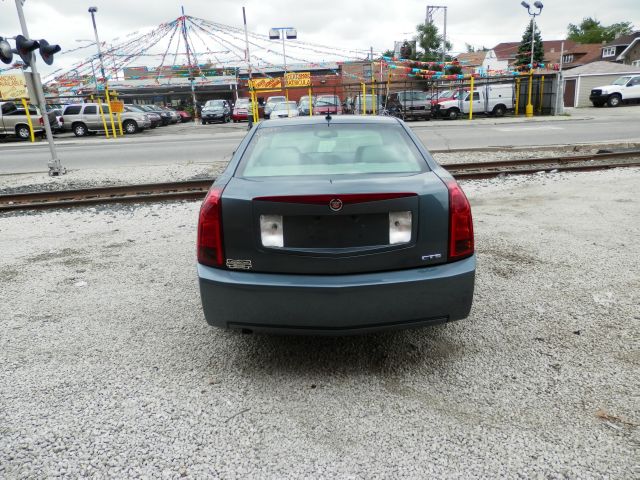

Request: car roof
left=256, top=115, right=400, bottom=128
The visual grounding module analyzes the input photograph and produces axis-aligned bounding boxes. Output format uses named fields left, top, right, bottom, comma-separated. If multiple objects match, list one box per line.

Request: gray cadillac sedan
left=197, top=115, right=475, bottom=334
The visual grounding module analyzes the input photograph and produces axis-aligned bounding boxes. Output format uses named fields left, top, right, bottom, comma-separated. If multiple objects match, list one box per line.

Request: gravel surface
left=1, top=168, right=638, bottom=478
left=0, top=162, right=226, bottom=195
left=2, top=144, right=638, bottom=194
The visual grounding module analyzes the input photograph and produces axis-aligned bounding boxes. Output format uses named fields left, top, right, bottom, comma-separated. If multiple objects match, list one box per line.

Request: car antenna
left=325, top=112, right=332, bottom=126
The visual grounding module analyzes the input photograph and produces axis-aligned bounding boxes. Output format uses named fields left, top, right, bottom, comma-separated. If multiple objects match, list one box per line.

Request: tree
left=464, top=43, right=488, bottom=53
left=567, top=17, right=633, bottom=44
left=515, top=21, right=544, bottom=67
left=415, top=22, right=452, bottom=62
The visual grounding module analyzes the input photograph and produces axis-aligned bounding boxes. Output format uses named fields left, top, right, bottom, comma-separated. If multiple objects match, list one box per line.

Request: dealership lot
left=1, top=168, right=637, bottom=478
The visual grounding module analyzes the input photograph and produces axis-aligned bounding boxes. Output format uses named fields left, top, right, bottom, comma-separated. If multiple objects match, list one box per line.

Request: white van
left=435, top=84, right=514, bottom=119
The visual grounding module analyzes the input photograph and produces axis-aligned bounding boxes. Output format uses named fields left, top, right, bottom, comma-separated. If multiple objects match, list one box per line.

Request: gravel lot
left=1, top=169, right=638, bottom=478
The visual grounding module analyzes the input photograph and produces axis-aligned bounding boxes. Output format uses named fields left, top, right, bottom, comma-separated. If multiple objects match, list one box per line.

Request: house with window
left=601, top=32, right=640, bottom=64
left=485, top=40, right=600, bottom=72
left=612, top=32, right=640, bottom=67
left=456, top=51, right=490, bottom=74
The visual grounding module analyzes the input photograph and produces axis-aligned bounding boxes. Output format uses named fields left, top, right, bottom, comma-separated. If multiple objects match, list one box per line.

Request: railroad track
left=1, top=151, right=639, bottom=212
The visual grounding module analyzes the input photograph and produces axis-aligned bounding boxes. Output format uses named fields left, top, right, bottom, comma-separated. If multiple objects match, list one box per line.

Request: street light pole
left=521, top=1, right=543, bottom=118
left=269, top=27, right=297, bottom=103
left=88, top=6, right=118, bottom=138
left=14, top=0, right=65, bottom=175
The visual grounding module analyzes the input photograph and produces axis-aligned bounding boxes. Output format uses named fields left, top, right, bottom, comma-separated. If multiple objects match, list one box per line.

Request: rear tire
left=492, top=104, right=506, bottom=117
left=123, top=120, right=138, bottom=134
left=73, top=123, right=87, bottom=137
left=15, top=125, right=31, bottom=140
left=607, top=95, right=621, bottom=107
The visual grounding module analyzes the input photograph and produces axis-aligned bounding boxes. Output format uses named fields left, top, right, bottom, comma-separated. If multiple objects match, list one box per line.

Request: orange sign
left=250, top=78, right=282, bottom=90
left=285, top=72, right=311, bottom=87
left=110, top=100, right=125, bottom=113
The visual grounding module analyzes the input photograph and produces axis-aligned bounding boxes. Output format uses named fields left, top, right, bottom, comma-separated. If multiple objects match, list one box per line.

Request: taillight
left=197, top=186, right=225, bottom=267
left=38, top=117, right=44, bottom=126
left=446, top=180, right=474, bottom=261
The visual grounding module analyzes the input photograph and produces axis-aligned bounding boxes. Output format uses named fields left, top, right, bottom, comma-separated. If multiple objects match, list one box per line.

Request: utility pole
left=242, top=6, right=254, bottom=128
left=555, top=41, right=565, bottom=115
left=426, top=5, right=448, bottom=63
left=180, top=6, right=198, bottom=120
left=14, top=0, right=65, bottom=176
left=88, top=7, right=118, bottom=138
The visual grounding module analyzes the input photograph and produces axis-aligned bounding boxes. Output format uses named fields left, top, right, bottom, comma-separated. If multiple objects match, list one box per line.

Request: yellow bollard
left=97, top=100, right=110, bottom=138
left=250, top=89, right=259, bottom=124
left=525, top=70, right=534, bottom=118
left=539, top=76, right=545, bottom=113
left=515, top=79, right=521, bottom=116
left=21, top=98, right=35, bottom=143
left=468, top=76, right=474, bottom=120
left=371, top=82, right=376, bottom=115
left=113, top=92, right=123, bottom=135
left=308, top=87, right=312, bottom=117
left=104, top=86, right=118, bottom=138
left=361, top=82, right=366, bottom=115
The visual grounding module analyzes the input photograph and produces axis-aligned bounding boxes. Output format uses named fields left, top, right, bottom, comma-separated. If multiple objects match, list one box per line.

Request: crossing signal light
left=0, top=37, right=13, bottom=64
left=15, top=34, right=39, bottom=66
left=39, top=39, right=61, bottom=65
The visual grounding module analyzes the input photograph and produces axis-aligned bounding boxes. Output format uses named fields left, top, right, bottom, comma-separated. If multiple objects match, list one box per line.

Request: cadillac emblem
left=329, top=198, right=343, bottom=212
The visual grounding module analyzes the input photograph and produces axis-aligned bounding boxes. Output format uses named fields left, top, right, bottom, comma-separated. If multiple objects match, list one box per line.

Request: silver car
left=0, top=101, right=44, bottom=140
left=197, top=116, right=475, bottom=334
left=263, top=96, right=287, bottom=119
left=61, top=103, right=151, bottom=136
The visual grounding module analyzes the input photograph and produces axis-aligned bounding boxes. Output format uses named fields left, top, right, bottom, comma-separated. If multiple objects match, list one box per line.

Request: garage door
left=564, top=79, right=576, bottom=107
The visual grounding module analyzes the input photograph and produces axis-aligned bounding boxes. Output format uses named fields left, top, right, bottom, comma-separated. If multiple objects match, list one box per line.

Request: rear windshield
left=316, top=96, right=339, bottom=106
left=399, top=91, right=428, bottom=101
left=237, top=123, right=427, bottom=177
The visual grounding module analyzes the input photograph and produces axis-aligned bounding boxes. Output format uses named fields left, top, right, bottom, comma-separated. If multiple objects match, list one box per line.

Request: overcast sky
left=1, top=0, right=638, bottom=76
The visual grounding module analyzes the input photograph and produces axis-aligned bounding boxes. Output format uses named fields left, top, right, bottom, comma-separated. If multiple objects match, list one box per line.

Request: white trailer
left=436, top=84, right=514, bottom=119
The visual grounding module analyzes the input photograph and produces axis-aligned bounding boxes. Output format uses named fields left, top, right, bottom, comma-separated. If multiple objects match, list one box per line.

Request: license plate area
left=283, top=213, right=388, bottom=248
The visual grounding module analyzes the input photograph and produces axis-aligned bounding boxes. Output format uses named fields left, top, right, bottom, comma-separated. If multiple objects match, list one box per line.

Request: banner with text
left=0, top=74, right=29, bottom=100
left=250, top=78, right=282, bottom=90
left=285, top=72, right=311, bottom=87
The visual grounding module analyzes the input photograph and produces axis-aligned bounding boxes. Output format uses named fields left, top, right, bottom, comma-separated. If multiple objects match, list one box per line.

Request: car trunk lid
left=220, top=173, right=449, bottom=275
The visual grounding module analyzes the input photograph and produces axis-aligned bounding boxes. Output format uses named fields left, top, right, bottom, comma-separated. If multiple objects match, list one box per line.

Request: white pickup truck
left=434, top=84, right=514, bottom=119
left=589, top=75, right=640, bottom=107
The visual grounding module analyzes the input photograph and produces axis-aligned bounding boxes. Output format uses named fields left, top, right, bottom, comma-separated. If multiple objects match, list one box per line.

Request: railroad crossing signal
left=13, top=35, right=61, bottom=66
left=0, top=37, right=13, bottom=64
left=38, top=39, right=61, bottom=65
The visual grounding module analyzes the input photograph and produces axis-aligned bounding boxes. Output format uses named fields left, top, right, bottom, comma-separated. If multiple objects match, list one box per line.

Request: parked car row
left=57, top=103, right=193, bottom=137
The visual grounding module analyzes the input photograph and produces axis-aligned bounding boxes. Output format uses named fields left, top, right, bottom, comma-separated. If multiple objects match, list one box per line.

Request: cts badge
left=329, top=198, right=343, bottom=211
left=226, top=259, right=253, bottom=270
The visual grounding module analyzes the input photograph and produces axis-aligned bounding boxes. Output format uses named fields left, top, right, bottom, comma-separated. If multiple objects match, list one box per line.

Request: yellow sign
left=0, top=74, right=29, bottom=100
left=110, top=100, right=125, bottom=113
left=285, top=72, right=311, bottom=87
left=250, top=78, right=282, bottom=90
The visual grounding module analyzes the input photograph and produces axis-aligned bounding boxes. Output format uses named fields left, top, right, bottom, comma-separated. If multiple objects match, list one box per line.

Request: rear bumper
left=198, top=255, right=475, bottom=335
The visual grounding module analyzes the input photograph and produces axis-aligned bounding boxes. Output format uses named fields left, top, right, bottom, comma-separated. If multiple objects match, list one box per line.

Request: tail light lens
left=447, top=180, right=474, bottom=261
left=38, top=117, right=44, bottom=126
left=197, top=186, right=225, bottom=267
